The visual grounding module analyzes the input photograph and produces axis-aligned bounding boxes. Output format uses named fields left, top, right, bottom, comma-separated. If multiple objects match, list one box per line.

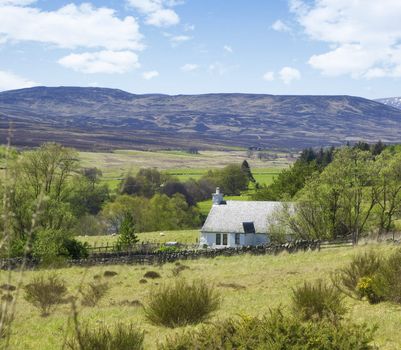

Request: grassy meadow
left=78, top=230, right=199, bottom=246
left=79, top=149, right=291, bottom=190
left=2, top=243, right=401, bottom=349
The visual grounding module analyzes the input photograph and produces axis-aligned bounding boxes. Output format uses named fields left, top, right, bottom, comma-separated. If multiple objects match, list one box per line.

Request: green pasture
left=78, top=150, right=290, bottom=190
left=77, top=230, right=199, bottom=246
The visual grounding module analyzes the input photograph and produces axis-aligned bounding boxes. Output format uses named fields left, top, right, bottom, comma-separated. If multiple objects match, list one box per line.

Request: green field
left=2, top=243, right=400, bottom=349
left=79, top=150, right=290, bottom=190
left=77, top=230, right=199, bottom=246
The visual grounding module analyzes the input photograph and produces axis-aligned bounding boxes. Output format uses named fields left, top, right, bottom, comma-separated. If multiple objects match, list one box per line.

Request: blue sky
left=1, top=0, right=401, bottom=98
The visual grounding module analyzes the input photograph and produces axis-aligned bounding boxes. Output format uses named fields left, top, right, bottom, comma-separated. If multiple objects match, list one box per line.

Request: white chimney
left=212, top=187, right=224, bottom=205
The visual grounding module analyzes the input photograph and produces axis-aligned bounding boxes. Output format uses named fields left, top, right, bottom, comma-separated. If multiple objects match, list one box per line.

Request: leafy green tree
left=372, top=151, right=401, bottom=236
left=6, top=143, right=79, bottom=237
left=116, top=213, right=139, bottom=250
left=101, top=195, right=149, bottom=233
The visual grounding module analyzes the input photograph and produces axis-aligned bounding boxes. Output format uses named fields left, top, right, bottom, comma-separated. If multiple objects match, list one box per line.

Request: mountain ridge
left=1, top=86, right=401, bottom=150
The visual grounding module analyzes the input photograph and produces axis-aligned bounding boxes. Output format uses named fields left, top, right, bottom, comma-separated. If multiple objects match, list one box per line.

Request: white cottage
left=200, top=188, right=284, bottom=248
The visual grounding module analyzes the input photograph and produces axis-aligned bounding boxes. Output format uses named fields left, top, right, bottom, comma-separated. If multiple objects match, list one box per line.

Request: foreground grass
left=77, top=230, right=199, bottom=246
left=2, top=244, right=401, bottom=349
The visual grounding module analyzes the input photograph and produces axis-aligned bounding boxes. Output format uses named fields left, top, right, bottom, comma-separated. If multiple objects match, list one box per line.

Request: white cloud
left=58, top=51, right=140, bottom=74
left=170, top=35, right=191, bottom=43
left=181, top=63, right=199, bottom=72
left=263, top=71, right=275, bottom=81
left=0, top=3, right=143, bottom=51
left=209, top=62, right=238, bottom=76
left=224, top=45, right=233, bottom=53
left=0, top=70, right=37, bottom=91
left=184, top=23, right=195, bottom=31
left=142, top=70, right=159, bottom=80
left=271, top=20, right=291, bottom=32
left=127, top=0, right=180, bottom=27
left=0, top=0, right=36, bottom=5
left=279, top=66, right=301, bottom=84
left=291, top=0, right=401, bottom=78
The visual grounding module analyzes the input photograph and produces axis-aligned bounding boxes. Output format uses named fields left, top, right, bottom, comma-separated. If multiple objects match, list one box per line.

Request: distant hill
left=375, top=97, right=401, bottom=110
left=1, top=86, right=401, bottom=150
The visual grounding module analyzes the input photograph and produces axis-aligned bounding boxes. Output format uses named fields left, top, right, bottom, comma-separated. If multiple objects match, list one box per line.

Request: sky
left=1, top=0, right=401, bottom=98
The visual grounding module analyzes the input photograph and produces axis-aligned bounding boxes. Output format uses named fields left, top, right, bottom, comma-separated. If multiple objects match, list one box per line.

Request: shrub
left=139, top=279, right=148, bottom=284
left=332, top=251, right=382, bottom=299
left=0, top=284, right=16, bottom=292
left=143, top=271, right=161, bottom=279
left=159, top=310, right=377, bottom=350
left=145, top=279, right=220, bottom=328
left=1, top=294, right=13, bottom=302
left=67, top=323, right=144, bottom=350
left=63, top=239, right=90, bottom=260
left=103, top=271, right=118, bottom=278
left=291, top=280, right=346, bottom=321
left=156, top=246, right=179, bottom=253
left=33, top=229, right=89, bottom=264
left=24, top=274, right=67, bottom=316
left=81, top=280, right=110, bottom=307
left=371, top=249, right=401, bottom=304
left=356, top=277, right=382, bottom=304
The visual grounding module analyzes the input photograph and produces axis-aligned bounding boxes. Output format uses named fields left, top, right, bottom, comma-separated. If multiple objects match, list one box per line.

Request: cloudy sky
left=1, top=0, right=401, bottom=98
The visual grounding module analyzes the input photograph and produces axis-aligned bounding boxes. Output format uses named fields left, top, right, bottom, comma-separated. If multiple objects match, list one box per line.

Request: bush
left=371, top=248, right=401, bottom=304
left=63, top=239, right=89, bottom=260
left=81, top=280, right=110, bottom=307
left=33, top=229, right=89, bottom=264
left=145, top=279, right=220, bottom=328
left=143, top=271, right=161, bottom=279
left=292, top=280, right=346, bottom=321
left=67, top=323, right=144, bottom=350
left=356, top=277, right=382, bottom=304
left=103, top=271, right=118, bottom=278
left=332, top=251, right=382, bottom=299
left=159, top=309, right=377, bottom=350
left=156, top=246, right=179, bottom=253
left=24, top=274, right=67, bottom=316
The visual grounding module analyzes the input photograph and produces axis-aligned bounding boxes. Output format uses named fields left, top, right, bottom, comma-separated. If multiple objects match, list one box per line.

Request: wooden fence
left=87, top=241, right=198, bottom=255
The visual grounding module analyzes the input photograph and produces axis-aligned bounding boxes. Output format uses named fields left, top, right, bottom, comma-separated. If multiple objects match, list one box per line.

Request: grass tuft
left=24, top=274, right=68, bottom=317
left=145, top=279, right=220, bottom=328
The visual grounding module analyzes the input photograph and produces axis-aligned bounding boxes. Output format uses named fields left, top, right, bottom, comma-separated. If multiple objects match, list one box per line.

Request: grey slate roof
left=201, top=201, right=283, bottom=234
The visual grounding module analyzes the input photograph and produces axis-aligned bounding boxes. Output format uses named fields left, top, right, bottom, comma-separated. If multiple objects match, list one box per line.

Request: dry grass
left=2, top=244, right=400, bottom=349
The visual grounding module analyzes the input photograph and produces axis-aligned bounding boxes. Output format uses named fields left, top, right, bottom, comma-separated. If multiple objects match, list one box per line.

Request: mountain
left=375, top=97, right=401, bottom=110
left=1, top=86, right=401, bottom=151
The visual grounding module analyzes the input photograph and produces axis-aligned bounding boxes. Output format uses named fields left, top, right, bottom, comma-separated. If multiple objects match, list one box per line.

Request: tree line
left=0, top=143, right=254, bottom=260
left=265, top=141, right=401, bottom=243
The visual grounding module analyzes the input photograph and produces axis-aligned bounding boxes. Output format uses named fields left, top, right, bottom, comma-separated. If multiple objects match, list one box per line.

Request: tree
left=116, top=213, right=139, bottom=250
left=372, top=151, right=401, bottom=236
left=217, top=164, right=249, bottom=195
left=6, top=143, right=79, bottom=240
left=161, top=180, right=195, bottom=206
left=101, top=195, right=149, bottom=233
left=241, top=160, right=256, bottom=183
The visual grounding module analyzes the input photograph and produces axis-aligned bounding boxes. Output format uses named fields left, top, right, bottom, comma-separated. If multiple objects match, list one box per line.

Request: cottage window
left=216, top=233, right=221, bottom=245
left=223, top=234, right=228, bottom=245
left=235, top=233, right=240, bottom=245
left=243, top=222, right=256, bottom=234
